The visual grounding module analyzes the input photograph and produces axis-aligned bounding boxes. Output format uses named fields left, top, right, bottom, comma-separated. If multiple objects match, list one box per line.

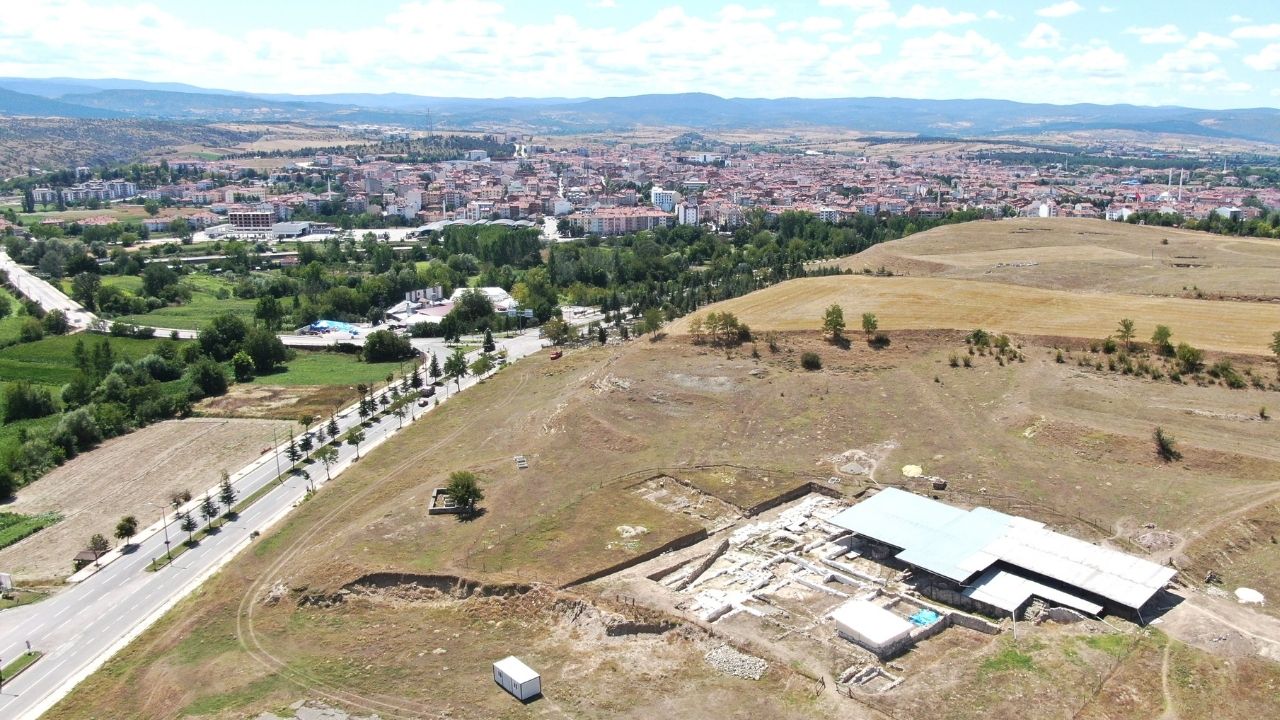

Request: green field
left=0, top=414, right=60, bottom=460
left=59, top=274, right=143, bottom=296
left=0, top=334, right=184, bottom=385
left=252, top=351, right=408, bottom=387
left=0, top=287, right=35, bottom=345
left=0, top=511, right=61, bottom=550
left=115, top=274, right=255, bottom=330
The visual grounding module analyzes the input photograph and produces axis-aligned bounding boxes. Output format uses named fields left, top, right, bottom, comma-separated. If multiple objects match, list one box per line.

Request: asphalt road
left=0, top=327, right=546, bottom=720
left=0, top=252, right=96, bottom=330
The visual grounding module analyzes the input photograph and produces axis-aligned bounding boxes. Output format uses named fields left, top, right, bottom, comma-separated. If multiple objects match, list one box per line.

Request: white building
left=492, top=656, right=540, bottom=700
left=650, top=188, right=677, bottom=212
left=831, top=600, right=915, bottom=657
left=675, top=201, right=700, bottom=226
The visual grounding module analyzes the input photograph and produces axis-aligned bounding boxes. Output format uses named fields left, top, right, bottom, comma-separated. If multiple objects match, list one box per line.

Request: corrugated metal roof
left=827, top=488, right=1175, bottom=611
left=963, top=567, right=1103, bottom=616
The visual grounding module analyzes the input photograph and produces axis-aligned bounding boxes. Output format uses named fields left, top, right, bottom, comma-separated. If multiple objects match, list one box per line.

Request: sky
left=2, top=0, right=1278, bottom=108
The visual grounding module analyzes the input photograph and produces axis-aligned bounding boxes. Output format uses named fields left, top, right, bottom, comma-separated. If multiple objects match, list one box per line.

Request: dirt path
left=1159, top=592, right=1280, bottom=662
left=1159, top=641, right=1178, bottom=720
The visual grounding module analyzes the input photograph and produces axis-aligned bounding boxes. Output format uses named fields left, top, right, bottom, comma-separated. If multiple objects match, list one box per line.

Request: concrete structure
left=827, top=488, right=1175, bottom=621
left=228, top=210, right=274, bottom=232
left=650, top=187, right=677, bottom=212
left=565, top=207, right=673, bottom=236
left=492, top=656, right=540, bottom=700
left=271, top=221, right=313, bottom=239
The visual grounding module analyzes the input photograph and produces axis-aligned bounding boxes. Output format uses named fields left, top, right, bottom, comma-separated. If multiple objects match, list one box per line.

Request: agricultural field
left=843, top=217, right=1280, bottom=299
left=0, top=286, right=38, bottom=345
left=251, top=351, right=407, bottom=388
left=0, top=417, right=291, bottom=582
left=114, top=273, right=256, bottom=330
left=0, top=333, right=184, bottom=388
left=673, top=274, right=1280, bottom=356
left=49, top=321, right=1280, bottom=718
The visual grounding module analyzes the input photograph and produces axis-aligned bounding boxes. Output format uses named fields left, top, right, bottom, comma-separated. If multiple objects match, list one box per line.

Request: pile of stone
left=704, top=644, right=768, bottom=680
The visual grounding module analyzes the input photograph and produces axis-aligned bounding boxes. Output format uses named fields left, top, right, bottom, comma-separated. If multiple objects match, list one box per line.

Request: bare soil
left=0, top=417, right=291, bottom=582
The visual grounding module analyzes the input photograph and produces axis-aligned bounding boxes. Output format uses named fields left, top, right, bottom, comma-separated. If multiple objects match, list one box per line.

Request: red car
left=550, top=350, right=563, bottom=360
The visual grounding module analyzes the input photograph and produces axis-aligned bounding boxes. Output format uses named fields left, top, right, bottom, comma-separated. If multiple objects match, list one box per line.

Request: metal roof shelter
left=827, top=488, right=1175, bottom=614
left=831, top=600, right=914, bottom=655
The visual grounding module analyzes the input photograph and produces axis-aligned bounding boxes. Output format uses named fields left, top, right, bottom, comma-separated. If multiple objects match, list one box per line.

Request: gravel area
left=705, top=644, right=768, bottom=680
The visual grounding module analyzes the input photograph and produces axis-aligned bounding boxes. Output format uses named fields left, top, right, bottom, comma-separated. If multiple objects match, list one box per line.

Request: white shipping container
left=492, top=656, right=541, bottom=701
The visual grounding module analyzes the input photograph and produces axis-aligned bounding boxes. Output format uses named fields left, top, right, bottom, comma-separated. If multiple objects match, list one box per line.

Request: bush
left=3, top=381, right=57, bottom=422
left=869, top=332, right=890, bottom=348
left=186, top=358, right=228, bottom=398
left=1153, top=426, right=1182, bottom=462
left=949, top=353, right=960, bottom=367
left=232, top=351, right=255, bottom=382
left=1175, top=342, right=1204, bottom=374
left=18, top=317, right=44, bottom=343
left=1101, top=337, right=1118, bottom=354
left=800, top=352, right=822, bottom=370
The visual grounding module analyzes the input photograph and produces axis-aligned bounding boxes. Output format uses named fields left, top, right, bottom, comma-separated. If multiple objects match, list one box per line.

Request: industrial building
left=826, top=488, right=1176, bottom=622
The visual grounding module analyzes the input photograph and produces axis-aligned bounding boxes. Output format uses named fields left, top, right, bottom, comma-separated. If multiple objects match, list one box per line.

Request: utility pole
left=272, top=427, right=283, bottom=483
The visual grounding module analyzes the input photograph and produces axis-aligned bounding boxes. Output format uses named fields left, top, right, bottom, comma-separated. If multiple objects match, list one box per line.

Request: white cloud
left=1244, top=43, right=1280, bottom=71
left=780, top=16, right=844, bottom=33
left=1124, top=25, right=1185, bottom=45
left=1020, top=23, right=1061, bottom=49
left=1097, top=5, right=1116, bottom=12
left=897, top=5, right=977, bottom=29
left=1231, top=24, right=1280, bottom=40
left=1228, top=14, right=1251, bottom=24
left=818, top=0, right=889, bottom=9
left=1062, top=45, right=1128, bottom=78
left=983, top=10, right=1011, bottom=20
left=1187, top=32, right=1235, bottom=50
left=1224, top=81, right=1252, bottom=92
left=1153, top=49, right=1223, bottom=77
left=1036, top=1, right=1083, bottom=18
left=719, top=4, right=775, bottom=21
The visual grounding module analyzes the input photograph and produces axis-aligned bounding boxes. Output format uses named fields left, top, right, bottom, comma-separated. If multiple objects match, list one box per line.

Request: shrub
left=949, top=353, right=960, bottom=367
left=18, top=317, right=44, bottom=343
left=1153, top=427, right=1182, bottom=462
left=1101, top=337, right=1118, bottom=354
left=1175, top=343, right=1204, bottom=374
left=3, top=381, right=57, bottom=422
left=186, top=358, right=228, bottom=398
left=800, top=352, right=823, bottom=371
left=962, top=355, right=973, bottom=368
left=869, top=332, right=890, bottom=348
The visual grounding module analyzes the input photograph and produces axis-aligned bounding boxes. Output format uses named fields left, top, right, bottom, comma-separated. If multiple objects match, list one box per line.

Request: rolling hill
left=1, top=76, right=1279, bottom=142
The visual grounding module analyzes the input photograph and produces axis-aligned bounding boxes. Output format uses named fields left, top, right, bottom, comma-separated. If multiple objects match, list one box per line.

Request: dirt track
left=0, top=417, right=291, bottom=582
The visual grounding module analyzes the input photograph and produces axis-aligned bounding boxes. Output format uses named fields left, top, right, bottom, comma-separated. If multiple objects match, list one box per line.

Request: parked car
left=550, top=350, right=563, bottom=360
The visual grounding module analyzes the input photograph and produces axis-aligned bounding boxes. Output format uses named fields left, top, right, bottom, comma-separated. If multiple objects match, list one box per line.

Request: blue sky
left=3, top=1, right=1279, bottom=107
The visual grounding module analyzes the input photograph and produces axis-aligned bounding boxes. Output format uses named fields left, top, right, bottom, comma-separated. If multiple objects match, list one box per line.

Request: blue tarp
left=909, top=609, right=940, bottom=627
left=309, top=320, right=360, bottom=335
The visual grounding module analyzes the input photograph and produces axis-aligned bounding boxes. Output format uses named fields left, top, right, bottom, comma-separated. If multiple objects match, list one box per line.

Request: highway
left=0, top=327, right=545, bottom=719
left=0, top=255, right=551, bottom=718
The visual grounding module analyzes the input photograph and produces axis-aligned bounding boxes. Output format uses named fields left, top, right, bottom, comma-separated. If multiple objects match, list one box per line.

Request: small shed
left=493, top=656, right=541, bottom=700
left=831, top=600, right=914, bottom=656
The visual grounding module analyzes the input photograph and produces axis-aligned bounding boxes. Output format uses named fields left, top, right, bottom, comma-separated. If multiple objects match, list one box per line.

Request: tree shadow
left=455, top=507, right=488, bottom=523
left=829, top=335, right=851, bottom=350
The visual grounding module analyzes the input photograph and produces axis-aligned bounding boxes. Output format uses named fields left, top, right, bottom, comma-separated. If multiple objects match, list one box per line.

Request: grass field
left=115, top=274, right=255, bottom=330
left=844, top=217, right=1280, bottom=298
left=252, top=351, right=407, bottom=387
left=0, top=334, right=185, bottom=387
left=46, top=323, right=1280, bottom=718
left=0, top=511, right=61, bottom=550
left=58, top=274, right=142, bottom=296
left=0, top=287, right=35, bottom=345
left=674, top=275, right=1280, bottom=355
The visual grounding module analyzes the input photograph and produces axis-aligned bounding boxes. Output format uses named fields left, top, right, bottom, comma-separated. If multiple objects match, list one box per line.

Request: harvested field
left=673, top=275, right=1280, bottom=355
left=197, top=384, right=358, bottom=421
left=0, top=417, right=291, bottom=582
left=842, top=217, right=1280, bottom=298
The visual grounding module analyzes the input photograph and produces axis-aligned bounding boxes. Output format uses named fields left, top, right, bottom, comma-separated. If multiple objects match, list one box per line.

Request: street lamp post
left=148, top=502, right=172, bottom=561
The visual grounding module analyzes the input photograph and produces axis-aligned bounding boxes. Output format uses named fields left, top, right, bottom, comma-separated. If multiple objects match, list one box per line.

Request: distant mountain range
left=2, top=76, right=1279, bottom=143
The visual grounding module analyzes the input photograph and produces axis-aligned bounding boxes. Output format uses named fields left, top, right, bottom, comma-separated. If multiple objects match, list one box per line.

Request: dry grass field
left=46, top=326, right=1280, bottom=718
left=0, top=418, right=291, bottom=582
left=844, top=218, right=1280, bottom=298
left=674, top=274, right=1280, bottom=355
